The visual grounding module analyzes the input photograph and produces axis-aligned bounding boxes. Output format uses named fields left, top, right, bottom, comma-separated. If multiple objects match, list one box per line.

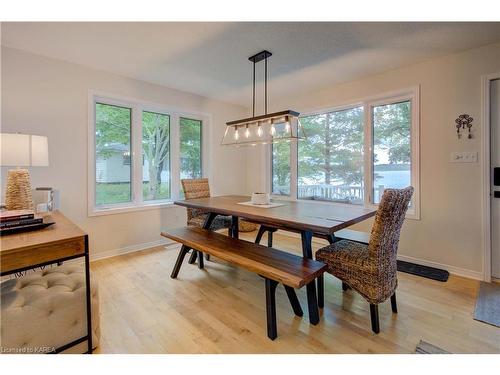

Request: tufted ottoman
left=1, top=264, right=100, bottom=354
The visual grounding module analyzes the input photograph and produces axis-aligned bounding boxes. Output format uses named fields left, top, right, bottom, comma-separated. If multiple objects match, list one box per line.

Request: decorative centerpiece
left=251, top=192, right=270, bottom=205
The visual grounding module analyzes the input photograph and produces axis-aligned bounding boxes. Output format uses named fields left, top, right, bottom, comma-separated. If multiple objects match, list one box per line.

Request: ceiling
left=2, top=22, right=500, bottom=108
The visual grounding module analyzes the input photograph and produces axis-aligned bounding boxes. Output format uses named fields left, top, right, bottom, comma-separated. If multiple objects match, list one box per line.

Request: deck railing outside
left=274, top=184, right=386, bottom=204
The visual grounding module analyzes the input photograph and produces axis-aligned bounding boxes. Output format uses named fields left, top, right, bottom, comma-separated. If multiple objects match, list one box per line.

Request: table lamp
left=0, top=133, right=49, bottom=210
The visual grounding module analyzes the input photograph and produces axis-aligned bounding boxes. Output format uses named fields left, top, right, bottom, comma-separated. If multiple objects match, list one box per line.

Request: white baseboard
left=90, top=238, right=177, bottom=262
left=275, top=230, right=484, bottom=281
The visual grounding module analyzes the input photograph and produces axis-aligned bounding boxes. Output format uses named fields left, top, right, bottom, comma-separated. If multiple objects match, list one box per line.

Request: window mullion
left=364, top=103, right=373, bottom=206
left=171, top=114, right=180, bottom=200
left=290, top=139, right=298, bottom=200
left=132, top=105, right=143, bottom=206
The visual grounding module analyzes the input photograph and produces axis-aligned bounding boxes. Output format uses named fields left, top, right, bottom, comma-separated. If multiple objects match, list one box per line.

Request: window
left=371, top=100, right=411, bottom=204
left=272, top=142, right=291, bottom=196
left=89, top=94, right=207, bottom=215
left=180, top=117, right=202, bottom=180
left=269, top=87, right=419, bottom=218
left=142, top=111, right=170, bottom=201
left=95, top=103, right=132, bottom=206
left=298, top=106, right=364, bottom=204
left=178, top=117, right=202, bottom=199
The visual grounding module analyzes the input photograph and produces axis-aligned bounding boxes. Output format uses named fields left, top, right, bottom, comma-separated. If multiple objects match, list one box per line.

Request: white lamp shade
left=30, top=135, right=49, bottom=166
left=0, top=133, right=49, bottom=167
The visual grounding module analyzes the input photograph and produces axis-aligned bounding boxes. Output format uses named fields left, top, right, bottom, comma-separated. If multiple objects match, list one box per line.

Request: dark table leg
left=284, top=285, right=303, bottom=317
left=84, top=235, right=93, bottom=354
left=188, top=249, right=198, bottom=264
left=189, top=213, right=218, bottom=264
left=231, top=216, right=239, bottom=239
left=255, top=225, right=267, bottom=244
left=300, top=230, right=320, bottom=325
left=327, top=234, right=336, bottom=244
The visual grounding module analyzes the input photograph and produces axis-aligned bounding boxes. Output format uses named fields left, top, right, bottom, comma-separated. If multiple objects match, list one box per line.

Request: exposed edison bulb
left=257, top=125, right=263, bottom=137
left=245, top=125, right=250, bottom=138
left=284, top=116, right=290, bottom=133
left=234, top=127, right=239, bottom=140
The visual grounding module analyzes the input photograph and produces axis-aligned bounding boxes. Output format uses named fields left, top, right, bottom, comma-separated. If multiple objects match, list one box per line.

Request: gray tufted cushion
left=1, top=264, right=100, bottom=354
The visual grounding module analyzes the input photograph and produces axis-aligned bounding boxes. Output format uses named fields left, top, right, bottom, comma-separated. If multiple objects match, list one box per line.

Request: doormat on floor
left=415, top=340, right=450, bottom=354
left=397, top=260, right=449, bottom=282
left=474, top=282, right=500, bottom=328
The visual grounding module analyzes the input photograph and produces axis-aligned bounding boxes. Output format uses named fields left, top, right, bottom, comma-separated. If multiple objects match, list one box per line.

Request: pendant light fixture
left=221, top=50, right=305, bottom=146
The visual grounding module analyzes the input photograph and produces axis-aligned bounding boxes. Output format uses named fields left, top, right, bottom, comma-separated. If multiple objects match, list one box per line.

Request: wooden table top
left=174, top=195, right=376, bottom=235
left=1, top=211, right=87, bottom=274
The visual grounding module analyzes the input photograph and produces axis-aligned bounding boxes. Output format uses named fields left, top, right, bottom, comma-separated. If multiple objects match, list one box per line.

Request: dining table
left=174, top=195, right=376, bottom=325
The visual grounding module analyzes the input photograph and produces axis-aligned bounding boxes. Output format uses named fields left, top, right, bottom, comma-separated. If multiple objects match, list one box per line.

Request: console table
left=0, top=211, right=93, bottom=354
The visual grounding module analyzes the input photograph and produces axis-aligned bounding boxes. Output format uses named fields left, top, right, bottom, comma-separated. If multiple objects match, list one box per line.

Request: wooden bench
left=161, top=226, right=328, bottom=340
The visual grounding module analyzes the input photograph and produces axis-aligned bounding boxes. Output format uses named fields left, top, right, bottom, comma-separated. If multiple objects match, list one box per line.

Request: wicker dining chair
left=181, top=178, right=233, bottom=265
left=315, top=186, right=414, bottom=333
left=181, top=178, right=258, bottom=232
left=181, top=178, right=233, bottom=232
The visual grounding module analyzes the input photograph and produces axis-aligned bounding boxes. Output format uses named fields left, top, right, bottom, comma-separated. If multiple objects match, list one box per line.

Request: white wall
left=1, top=47, right=247, bottom=258
left=246, top=42, right=500, bottom=279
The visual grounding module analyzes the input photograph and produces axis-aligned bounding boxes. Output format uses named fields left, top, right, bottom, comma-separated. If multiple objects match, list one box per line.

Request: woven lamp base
left=5, top=169, right=34, bottom=210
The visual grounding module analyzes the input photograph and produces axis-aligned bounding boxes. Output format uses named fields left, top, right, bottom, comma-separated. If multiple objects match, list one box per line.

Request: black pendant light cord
left=265, top=56, right=268, bottom=115
left=252, top=61, right=256, bottom=117
left=248, top=50, right=271, bottom=117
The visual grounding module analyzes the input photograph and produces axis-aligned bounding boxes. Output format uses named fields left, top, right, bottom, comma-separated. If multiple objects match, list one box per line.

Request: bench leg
left=171, top=245, right=190, bottom=279
left=306, top=281, right=320, bottom=325
left=284, top=285, right=303, bottom=317
left=317, top=275, right=324, bottom=308
left=265, top=278, right=279, bottom=340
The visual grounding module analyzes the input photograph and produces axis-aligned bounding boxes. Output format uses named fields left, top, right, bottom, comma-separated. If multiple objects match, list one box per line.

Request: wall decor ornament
left=455, top=114, right=473, bottom=139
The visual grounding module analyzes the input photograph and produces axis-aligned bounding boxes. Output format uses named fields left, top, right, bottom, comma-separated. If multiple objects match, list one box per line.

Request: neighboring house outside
left=96, top=143, right=172, bottom=184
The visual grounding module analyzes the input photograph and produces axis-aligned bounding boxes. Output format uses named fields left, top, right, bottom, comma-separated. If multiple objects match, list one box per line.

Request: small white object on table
left=251, top=192, right=270, bottom=205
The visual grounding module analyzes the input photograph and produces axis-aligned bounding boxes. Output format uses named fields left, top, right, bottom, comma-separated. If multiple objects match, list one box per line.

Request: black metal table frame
left=1, top=234, right=92, bottom=354
left=186, top=212, right=321, bottom=326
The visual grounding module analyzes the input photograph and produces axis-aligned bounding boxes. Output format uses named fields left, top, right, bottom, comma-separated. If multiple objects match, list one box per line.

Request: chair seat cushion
left=188, top=213, right=232, bottom=231
left=1, top=264, right=99, bottom=354
left=316, top=240, right=397, bottom=304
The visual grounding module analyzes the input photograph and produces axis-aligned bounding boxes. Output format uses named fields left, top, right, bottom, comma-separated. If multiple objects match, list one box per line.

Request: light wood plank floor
left=91, top=231, right=500, bottom=354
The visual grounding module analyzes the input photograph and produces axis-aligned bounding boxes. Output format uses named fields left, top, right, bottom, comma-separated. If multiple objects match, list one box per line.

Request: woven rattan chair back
left=181, top=178, right=211, bottom=221
left=368, top=186, right=414, bottom=267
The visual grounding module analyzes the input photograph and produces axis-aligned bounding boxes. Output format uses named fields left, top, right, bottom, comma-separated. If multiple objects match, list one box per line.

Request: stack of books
left=0, top=209, right=43, bottom=233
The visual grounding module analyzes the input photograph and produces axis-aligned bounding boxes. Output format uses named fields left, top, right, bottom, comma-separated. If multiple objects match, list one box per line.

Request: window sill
left=88, top=201, right=178, bottom=217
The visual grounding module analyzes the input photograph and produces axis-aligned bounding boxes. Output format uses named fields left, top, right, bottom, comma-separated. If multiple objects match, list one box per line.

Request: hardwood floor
left=91, top=231, right=500, bottom=354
